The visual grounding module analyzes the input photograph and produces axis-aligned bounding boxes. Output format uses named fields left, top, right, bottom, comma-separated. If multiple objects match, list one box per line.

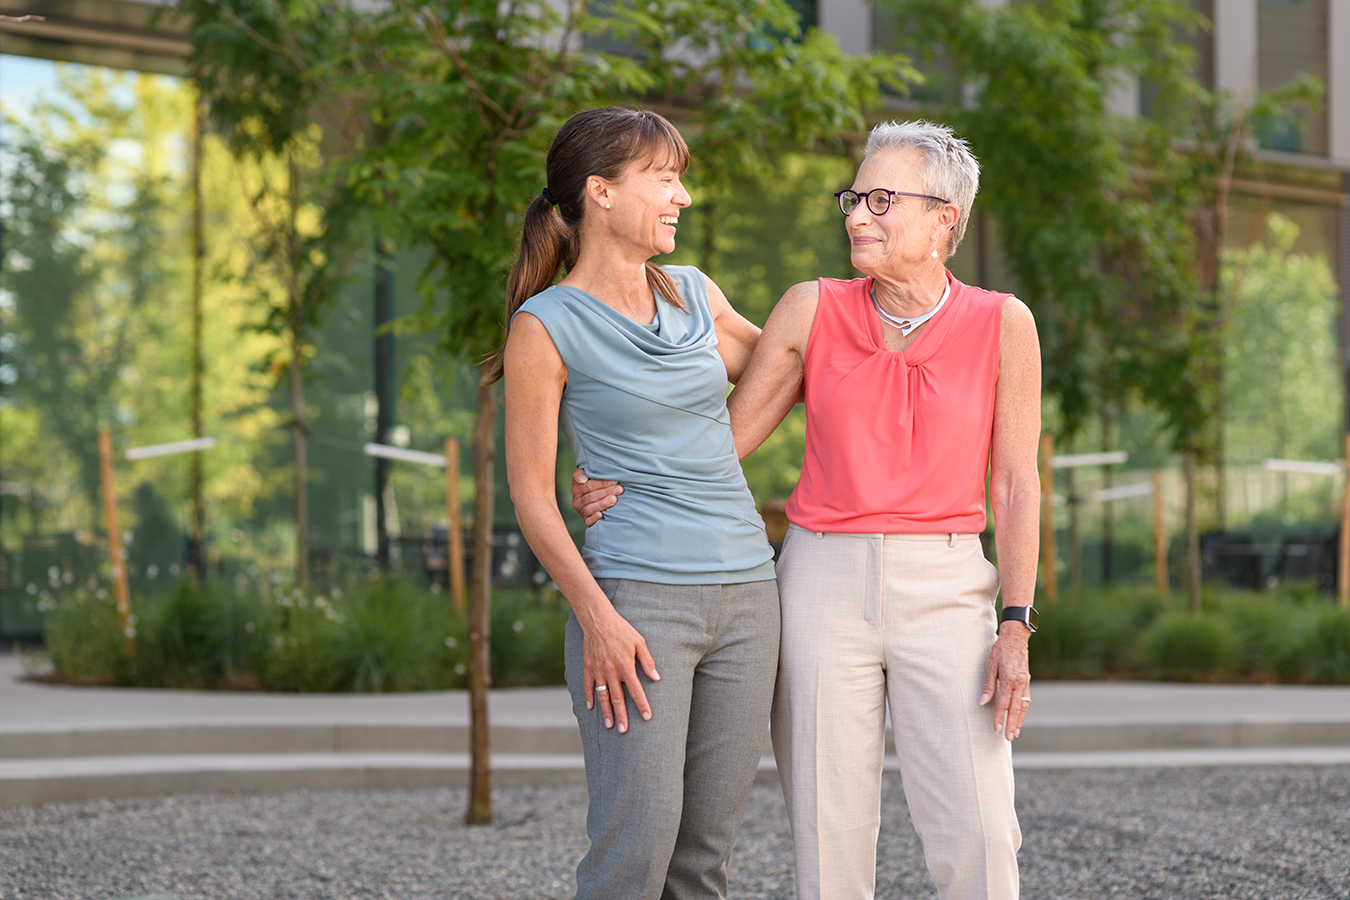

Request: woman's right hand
left=571, top=468, right=622, bottom=526
left=583, top=610, right=660, bottom=733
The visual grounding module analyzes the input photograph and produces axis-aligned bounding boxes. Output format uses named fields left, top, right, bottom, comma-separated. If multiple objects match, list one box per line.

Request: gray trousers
left=566, top=578, right=780, bottom=900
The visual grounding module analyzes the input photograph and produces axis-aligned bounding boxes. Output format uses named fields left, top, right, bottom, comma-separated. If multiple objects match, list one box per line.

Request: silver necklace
left=871, top=279, right=951, bottom=336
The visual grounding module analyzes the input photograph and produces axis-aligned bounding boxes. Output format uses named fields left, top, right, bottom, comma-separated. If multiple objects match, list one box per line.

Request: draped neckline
left=546, top=284, right=700, bottom=355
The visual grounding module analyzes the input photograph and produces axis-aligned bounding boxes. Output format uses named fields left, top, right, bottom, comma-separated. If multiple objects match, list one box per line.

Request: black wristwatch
left=1000, top=605, right=1039, bottom=634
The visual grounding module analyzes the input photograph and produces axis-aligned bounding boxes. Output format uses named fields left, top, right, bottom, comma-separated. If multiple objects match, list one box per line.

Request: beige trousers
left=771, top=526, right=1021, bottom=900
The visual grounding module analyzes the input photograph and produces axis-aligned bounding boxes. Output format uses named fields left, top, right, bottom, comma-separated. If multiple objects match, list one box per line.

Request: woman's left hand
left=979, top=623, right=1032, bottom=741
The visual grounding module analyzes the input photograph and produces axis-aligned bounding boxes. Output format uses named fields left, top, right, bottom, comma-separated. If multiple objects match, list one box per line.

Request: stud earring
left=605, top=204, right=611, bottom=209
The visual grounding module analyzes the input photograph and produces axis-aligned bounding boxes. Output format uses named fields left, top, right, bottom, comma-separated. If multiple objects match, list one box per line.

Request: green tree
left=882, top=0, right=1325, bottom=610
left=2, top=70, right=186, bottom=542
left=1222, top=215, right=1340, bottom=469
left=180, top=0, right=373, bottom=584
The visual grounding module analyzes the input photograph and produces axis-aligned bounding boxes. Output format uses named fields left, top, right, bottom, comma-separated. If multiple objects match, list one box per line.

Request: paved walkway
left=4, top=652, right=1350, bottom=806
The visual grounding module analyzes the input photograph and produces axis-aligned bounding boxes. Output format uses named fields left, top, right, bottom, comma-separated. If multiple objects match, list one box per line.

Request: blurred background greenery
left=2, top=1, right=1348, bottom=688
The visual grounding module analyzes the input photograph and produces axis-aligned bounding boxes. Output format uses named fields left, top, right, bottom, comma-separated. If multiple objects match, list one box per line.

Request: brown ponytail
left=485, top=107, right=690, bottom=383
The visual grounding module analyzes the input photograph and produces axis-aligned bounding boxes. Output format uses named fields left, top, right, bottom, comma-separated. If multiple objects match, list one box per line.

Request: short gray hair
left=863, top=120, right=980, bottom=260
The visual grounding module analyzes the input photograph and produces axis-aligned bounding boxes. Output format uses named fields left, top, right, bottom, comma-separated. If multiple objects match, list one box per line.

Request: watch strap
left=1000, top=605, right=1038, bottom=633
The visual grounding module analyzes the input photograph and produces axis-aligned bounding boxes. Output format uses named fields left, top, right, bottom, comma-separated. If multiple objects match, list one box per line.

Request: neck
left=870, top=264, right=948, bottom=317
left=563, top=241, right=656, bottom=319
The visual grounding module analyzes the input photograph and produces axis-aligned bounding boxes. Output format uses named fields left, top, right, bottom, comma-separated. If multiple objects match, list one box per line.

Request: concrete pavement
left=4, top=652, right=1350, bottom=807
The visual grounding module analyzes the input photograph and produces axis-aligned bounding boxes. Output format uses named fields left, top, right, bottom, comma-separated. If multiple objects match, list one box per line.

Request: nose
left=847, top=203, right=872, bottom=229
left=674, top=180, right=692, bottom=208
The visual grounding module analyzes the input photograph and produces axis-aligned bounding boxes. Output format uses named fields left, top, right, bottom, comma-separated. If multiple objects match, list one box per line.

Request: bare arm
left=979, top=296, right=1043, bottom=741
left=726, top=280, right=818, bottom=459
left=504, top=314, right=659, bottom=733
left=706, top=274, right=761, bottom=384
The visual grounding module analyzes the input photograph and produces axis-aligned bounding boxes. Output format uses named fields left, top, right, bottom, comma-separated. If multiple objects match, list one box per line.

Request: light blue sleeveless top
left=516, top=265, right=775, bottom=584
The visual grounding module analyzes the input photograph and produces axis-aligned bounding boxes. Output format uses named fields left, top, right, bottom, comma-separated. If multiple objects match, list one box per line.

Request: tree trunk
left=466, top=373, right=496, bottom=825
left=1185, top=448, right=1202, bottom=614
left=374, top=238, right=394, bottom=570
left=290, top=319, right=309, bottom=588
left=287, top=151, right=309, bottom=587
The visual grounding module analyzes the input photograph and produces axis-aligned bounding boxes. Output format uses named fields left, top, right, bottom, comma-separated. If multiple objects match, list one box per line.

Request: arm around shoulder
left=704, top=273, right=761, bottom=384
left=726, top=280, right=818, bottom=459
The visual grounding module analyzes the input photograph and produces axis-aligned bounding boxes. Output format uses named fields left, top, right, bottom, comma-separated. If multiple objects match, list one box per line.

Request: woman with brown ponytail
left=495, top=107, right=779, bottom=900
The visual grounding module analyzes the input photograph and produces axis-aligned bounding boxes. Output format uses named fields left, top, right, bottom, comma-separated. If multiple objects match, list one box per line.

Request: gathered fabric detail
left=785, top=272, right=1007, bottom=535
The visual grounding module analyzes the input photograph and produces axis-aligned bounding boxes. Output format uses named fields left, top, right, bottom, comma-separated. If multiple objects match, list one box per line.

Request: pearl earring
left=931, top=247, right=938, bottom=259
left=605, top=204, right=611, bottom=209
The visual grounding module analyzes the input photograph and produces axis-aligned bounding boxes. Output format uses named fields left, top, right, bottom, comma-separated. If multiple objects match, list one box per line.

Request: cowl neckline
left=547, top=284, right=700, bottom=354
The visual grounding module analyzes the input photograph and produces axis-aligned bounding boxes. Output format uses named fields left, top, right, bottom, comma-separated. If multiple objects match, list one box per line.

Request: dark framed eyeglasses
left=834, top=188, right=950, bottom=217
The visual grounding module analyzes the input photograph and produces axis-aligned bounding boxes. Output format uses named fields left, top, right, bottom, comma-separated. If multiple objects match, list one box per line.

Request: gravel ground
left=2, top=766, right=1348, bottom=900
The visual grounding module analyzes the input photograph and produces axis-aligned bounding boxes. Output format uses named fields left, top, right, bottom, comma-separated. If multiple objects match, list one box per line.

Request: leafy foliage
left=43, top=576, right=570, bottom=691
left=1029, top=586, right=1350, bottom=684
left=1221, top=215, right=1340, bottom=465
left=884, top=0, right=1204, bottom=444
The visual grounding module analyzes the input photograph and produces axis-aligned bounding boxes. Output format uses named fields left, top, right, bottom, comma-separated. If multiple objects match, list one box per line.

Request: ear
left=585, top=175, right=611, bottom=210
left=940, top=202, right=961, bottom=232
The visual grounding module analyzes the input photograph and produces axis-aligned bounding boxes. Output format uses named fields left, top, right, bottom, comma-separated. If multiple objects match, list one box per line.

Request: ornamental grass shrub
left=42, top=577, right=1350, bottom=689
left=1026, top=584, right=1350, bottom=684
left=42, top=576, right=568, bottom=692
left=1137, top=612, right=1241, bottom=682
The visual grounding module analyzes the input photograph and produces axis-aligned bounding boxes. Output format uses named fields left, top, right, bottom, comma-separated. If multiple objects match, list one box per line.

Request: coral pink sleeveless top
left=785, top=272, right=1006, bottom=534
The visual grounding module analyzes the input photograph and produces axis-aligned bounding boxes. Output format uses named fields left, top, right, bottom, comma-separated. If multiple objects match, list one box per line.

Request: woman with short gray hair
left=729, top=119, right=1041, bottom=899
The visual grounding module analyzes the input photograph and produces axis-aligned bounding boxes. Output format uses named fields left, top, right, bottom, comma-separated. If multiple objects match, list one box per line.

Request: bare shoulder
left=761, top=280, right=820, bottom=351
left=702, top=272, right=733, bottom=312
left=505, top=312, right=566, bottom=379
left=1000, top=296, right=1038, bottom=346
left=778, top=279, right=821, bottom=311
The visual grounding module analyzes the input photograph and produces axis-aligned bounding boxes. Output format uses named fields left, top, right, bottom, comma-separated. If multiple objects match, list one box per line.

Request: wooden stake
left=1040, top=433, right=1057, bottom=606
left=98, top=430, right=134, bottom=656
left=1340, top=432, right=1349, bottom=610
left=1153, top=468, right=1168, bottom=597
left=445, top=437, right=465, bottom=615
left=1185, top=449, right=1202, bottom=615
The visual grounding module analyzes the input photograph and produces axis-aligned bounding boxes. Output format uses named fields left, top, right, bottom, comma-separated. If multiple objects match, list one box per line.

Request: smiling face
left=845, top=149, right=952, bottom=279
left=590, top=152, right=692, bottom=260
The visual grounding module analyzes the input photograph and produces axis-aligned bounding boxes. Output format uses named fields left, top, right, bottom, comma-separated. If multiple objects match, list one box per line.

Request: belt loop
left=948, top=533, right=956, bottom=547
left=816, top=531, right=824, bottom=540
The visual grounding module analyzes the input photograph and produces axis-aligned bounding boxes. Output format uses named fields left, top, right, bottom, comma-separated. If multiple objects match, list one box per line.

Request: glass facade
left=1257, top=0, right=1329, bottom=155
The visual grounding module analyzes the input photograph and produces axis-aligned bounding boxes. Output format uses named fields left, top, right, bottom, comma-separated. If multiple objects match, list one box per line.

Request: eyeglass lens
left=837, top=190, right=893, bottom=216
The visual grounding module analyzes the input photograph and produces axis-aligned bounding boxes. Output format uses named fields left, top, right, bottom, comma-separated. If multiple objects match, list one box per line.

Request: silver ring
left=595, top=685, right=608, bottom=692
left=1021, top=696, right=1031, bottom=702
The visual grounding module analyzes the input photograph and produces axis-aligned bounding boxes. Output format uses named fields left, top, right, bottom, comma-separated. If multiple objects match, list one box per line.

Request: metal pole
left=374, top=238, right=393, bottom=570
left=445, top=437, right=465, bottom=615
left=1341, top=174, right=1350, bottom=609
left=1340, top=432, right=1349, bottom=610
left=98, top=430, right=134, bottom=655
left=1153, top=468, right=1168, bottom=596
left=1040, top=433, right=1057, bottom=606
